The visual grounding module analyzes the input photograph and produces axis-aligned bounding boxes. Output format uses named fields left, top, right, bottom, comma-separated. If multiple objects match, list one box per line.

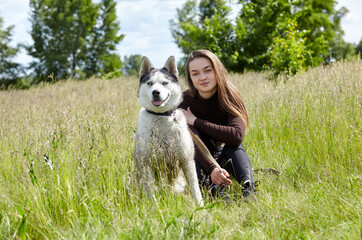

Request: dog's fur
left=135, top=56, right=203, bottom=205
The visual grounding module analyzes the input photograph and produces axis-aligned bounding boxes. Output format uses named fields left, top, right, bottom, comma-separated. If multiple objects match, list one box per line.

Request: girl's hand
left=179, top=107, right=197, bottom=126
left=211, top=167, right=232, bottom=186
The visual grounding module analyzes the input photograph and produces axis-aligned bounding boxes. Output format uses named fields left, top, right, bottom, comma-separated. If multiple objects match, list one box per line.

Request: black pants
left=195, top=143, right=255, bottom=187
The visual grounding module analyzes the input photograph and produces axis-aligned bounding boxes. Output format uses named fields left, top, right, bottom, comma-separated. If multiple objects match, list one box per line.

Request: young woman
left=178, top=49, right=255, bottom=200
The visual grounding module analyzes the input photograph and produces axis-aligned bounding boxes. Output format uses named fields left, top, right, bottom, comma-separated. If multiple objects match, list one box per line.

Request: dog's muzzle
left=152, top=90, right=169, bottom=107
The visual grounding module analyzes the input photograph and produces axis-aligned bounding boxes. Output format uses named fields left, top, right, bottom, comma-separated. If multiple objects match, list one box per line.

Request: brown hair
left=185, top=49, right=249, bottom=127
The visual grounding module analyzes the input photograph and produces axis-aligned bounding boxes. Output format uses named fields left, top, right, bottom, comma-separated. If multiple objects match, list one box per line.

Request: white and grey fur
left=135, top=56, right=203, bottom=206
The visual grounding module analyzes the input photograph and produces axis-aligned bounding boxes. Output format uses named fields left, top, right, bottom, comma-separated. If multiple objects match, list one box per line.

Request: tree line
left=170, top=0, right=361, bottom=77
left=1, top=0, right=361, bottom=89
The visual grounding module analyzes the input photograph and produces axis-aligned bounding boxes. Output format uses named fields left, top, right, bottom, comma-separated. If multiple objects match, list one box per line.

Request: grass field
left=0, top=59, right=361, bottom=239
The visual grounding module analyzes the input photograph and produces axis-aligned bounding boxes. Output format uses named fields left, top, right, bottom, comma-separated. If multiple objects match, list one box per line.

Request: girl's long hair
left=185, top=49, right=249, bottom=127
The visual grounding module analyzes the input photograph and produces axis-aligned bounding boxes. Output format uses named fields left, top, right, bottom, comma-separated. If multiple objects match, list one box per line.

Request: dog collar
left=146, top=109, right=176, bottom=116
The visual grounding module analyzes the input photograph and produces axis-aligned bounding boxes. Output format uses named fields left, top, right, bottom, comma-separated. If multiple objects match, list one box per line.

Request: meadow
left=0, top=59, right=361, bottom=239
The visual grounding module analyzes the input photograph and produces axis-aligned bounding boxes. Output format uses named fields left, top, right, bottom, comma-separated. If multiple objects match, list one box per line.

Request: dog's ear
left=163, top=56, right=178, bottom=78
left=139, top=56, right=154, bottom=77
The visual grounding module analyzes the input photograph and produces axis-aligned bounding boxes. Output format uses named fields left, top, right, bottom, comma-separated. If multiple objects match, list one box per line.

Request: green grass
left=0, top=60, right=361, bottom=239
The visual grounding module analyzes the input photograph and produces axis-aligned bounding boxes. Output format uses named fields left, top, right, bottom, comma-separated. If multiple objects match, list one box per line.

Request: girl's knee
left=223, top=144, right=245, bottom=153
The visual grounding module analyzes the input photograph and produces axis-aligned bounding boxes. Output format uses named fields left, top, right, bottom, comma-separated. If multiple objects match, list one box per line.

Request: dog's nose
left=152, top=90, right=160, bottom=97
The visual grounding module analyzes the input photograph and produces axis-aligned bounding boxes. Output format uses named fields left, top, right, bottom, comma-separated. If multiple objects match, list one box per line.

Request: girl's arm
left=189, top=126, right=232, bottom=186
left=180, top=105, right=245, bottom=147
left=193, top=114, right=245, bottom=146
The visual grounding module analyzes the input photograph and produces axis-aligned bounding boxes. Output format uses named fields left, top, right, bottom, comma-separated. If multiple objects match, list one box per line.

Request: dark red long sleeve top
left=178, top=91, right=246, bottom=174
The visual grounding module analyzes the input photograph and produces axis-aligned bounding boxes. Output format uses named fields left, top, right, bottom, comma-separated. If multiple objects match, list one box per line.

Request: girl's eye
left=147, top=82, right=153, bottom=86
left=192, top=73, right=199, bottom=76
left=162, top=82, right=169, bottom=86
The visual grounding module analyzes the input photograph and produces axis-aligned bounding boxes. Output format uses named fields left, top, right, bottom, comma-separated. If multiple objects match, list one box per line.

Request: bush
left=268, top=18, right=309, bottom=78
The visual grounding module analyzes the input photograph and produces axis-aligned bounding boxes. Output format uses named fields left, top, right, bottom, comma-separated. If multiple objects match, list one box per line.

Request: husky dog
left=135, top=56, right=203, bottom=206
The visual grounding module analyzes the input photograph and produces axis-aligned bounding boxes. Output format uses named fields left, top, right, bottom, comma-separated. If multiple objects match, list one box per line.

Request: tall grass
left=0, top=60, right=361, bottom=239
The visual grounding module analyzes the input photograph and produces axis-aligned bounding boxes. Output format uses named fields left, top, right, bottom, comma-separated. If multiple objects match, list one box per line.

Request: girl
left=179, top=49, right=256, bottom=200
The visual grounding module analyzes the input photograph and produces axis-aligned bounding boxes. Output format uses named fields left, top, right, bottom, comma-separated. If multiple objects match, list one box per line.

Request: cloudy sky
left=0, top=0, right=361, bottom=68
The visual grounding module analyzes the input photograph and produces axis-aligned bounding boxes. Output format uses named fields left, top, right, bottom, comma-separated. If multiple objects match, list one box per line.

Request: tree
left=269, top=18, right=308, bottom=77
left=240, top=0, right=355, bottom=68
left=238, top=0, right=286, bottom=70
left=294, top=1, right=353, bottom=64
left=325, top=6, right=355, bottom=61
left=84, top=0, right=124, bottom=77
left=122, top=54, right=142, bottom=76
left=170, top=0, right=243, bottom=72
left=239, top=0, right=339, bottom=69
left=170, top=0, right=355, bottom=74
left=27, top=0, right=124, bottom=82
left=0, top=16, right=22, bottom=88
left=355, top=39, right=362, bottom=58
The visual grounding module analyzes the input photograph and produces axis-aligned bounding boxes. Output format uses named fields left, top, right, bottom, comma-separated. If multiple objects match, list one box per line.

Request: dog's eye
left=147, top=82, right=153, bottom=86
left=162, top=82, right=169, bottom=86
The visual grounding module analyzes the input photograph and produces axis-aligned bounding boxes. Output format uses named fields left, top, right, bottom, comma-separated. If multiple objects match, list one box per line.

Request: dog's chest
left=139, top=115, right=183, bottom=143
left=136, top=111, right=191, bottom=157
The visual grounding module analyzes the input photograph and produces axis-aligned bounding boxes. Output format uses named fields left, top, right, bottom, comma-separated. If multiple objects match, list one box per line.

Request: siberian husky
left=135, top=56, right=203, bottom=206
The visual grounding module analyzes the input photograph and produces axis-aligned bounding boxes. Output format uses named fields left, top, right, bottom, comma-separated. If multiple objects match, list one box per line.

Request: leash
left=187, top=128, right=221, bottom=169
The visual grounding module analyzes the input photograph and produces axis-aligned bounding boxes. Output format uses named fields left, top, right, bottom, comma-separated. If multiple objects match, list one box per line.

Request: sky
left=0, top=0, right=361, bottom=68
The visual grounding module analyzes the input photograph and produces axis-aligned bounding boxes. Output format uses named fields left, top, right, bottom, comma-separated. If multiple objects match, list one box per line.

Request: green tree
left=269, top=18, right=308, bottom=77
left=240, top=0, right=354, bottom=68
left=0, top=16, right=22, bottom=88
left=84, top=0, right=124, bottom=77
left=238, top=0, right=293, bottom=70
left=122, top=54, right=142, bottom=76
left=355, top=39, right=362, bottom=58
left=27, top=0, right=124, bottom=82
left=294, top=1, right=353, bottom=64
left=324, top=6, right=354, bottom=61
left=170, top=0, right=243, bottom=72
left=170, top=0, right=354, bottom=74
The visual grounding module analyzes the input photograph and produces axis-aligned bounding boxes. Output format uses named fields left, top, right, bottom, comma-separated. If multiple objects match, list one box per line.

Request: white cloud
left=336, top=0, right=362, bottom=44
left=116, top=0, right=185, bottom=66
left=0, top=0, right=32, bottom=45
left=0, top=0, right=33, bottom=65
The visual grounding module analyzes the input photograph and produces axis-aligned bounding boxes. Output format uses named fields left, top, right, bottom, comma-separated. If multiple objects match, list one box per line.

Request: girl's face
left=188, top=57, right=217, bottom=99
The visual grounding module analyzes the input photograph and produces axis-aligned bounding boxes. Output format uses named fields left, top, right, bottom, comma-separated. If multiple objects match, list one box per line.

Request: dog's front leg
left=140, top=164, right=156, bottom=199
left=136, top=152, right=155, bottom=199
left=182, top=160, right=204, bottom=206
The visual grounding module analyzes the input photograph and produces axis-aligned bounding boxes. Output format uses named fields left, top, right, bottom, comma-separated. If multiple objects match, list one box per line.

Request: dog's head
left=138, top=56, right=182, bottom=113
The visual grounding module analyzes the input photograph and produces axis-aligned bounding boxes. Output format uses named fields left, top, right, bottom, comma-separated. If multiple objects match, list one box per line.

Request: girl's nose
left=199, top=72, right=207, bottom=80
